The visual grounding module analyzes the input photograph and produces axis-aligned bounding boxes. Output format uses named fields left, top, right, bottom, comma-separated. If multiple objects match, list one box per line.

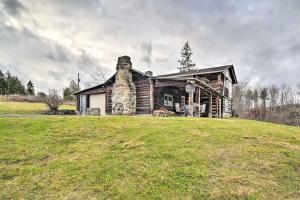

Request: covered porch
left=152, top=77, right=224, bottom=117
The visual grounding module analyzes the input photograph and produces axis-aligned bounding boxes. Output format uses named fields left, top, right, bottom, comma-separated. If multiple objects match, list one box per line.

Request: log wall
left=154, top=86, right=186, bottom=112
left=105, top=71, right=151, bottom=115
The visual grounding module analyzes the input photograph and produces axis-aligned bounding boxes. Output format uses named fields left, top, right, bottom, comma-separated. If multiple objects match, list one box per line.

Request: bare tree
left=245, top=89, right=253, bottom=110
left=297, top=84, right=300, bottom=103
left=43, top=89, right=63, bottom=111
left=85, top=68, right=107, bottom=88
left=269, top=84, right=279, bottom=112
left=280, top=85, right=294, bottom=107
left=232, top=83, right=299, bottom=126
left=91, top=68, right=106, bottom=84
left=252, top=89, right=259, bottom=109
left=232, top=82, right=247, bottom=116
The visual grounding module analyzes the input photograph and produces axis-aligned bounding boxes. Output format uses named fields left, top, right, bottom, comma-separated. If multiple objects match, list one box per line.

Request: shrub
left=0, top=94, right=37, bottom=103
left=36, top=92, right=47, bottom=102
left=43, top=89, right=63, bottom=111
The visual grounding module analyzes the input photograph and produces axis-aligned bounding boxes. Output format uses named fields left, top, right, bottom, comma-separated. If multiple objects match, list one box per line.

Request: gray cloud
left=0, top=0, right=299, bottom=92
left=47, top=70, right=62, bottom=81
left=141, top=42, right=152, bottom=64
left=45, top=44, right=70, bottom=63
left=290, top=43, right=300, bottom=54
left=2, top=0, right=26, bottom=16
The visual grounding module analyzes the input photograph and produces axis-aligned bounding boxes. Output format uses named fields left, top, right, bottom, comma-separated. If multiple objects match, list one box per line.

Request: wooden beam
left=198, top=86, right=201, bottom=117
left=149, top=79, right=154, bottom=114
left=209, top=92, right=212, bottom=118
left=154, top=80, right=185, bottom=88
left=216, top=95, right=219, bottom=118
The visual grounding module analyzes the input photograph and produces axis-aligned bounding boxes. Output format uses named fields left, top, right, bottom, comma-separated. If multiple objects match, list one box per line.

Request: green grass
left=0, top=102, right=75, bottom=115
left=0, top=115, right=299, bottom=199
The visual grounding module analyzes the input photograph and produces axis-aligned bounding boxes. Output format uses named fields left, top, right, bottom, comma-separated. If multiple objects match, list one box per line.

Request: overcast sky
left=0, top=0, right=299, bottom=92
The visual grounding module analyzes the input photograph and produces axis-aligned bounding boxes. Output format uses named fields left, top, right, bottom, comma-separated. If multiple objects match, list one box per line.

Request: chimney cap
left=118, top=56, right=131, bottom=64
left=145, top=71, right=153, bottom=77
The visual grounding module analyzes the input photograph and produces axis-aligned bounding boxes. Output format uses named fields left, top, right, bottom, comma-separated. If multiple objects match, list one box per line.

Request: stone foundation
left=86, top=108, right=101, bottom=115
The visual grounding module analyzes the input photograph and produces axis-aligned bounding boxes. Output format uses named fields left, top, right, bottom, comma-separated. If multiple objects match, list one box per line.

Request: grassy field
left=0, top=113, right=300, bottom=199
left=0, top=101, right=75, bottom=115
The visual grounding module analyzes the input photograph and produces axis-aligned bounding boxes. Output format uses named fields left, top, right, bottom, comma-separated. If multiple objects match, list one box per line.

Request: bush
left=43, top=89, right=63, bottom=111
left=36, top=92, right=47, bottom=102
left=0, top=94, right=37, bottom=102
left=42, top=109, right=77, bottom=115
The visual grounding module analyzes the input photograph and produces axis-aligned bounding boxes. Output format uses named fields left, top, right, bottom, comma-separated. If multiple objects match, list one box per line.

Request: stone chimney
left=111, top=56, right=136, bottom=115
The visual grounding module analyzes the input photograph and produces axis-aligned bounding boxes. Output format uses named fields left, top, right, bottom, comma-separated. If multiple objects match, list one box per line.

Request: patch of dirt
left=210, top=185, right=255, bottom=200
left=191, top=130, right=210, bottom=137
left=242, top=136, right=257, bottom=140
left=263, top=141, right=300, bottom=151
left=123, top=140, right=145, bottom=149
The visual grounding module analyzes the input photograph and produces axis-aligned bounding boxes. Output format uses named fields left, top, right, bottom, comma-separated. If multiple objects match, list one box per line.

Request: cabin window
left=224, top=87, right=229, bottom=97
left=164, top=94, right=173, bottom=106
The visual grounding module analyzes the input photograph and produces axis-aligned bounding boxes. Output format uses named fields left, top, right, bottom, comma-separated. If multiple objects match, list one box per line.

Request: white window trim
left=164, top=94, right=173, bottom=107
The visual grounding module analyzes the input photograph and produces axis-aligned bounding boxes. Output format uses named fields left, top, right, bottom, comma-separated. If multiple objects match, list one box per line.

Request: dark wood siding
left=154, top=86, right=186, bottom=112
left=76, top=95, right=80, bottom=111
left=106, top=87, right=112, bottom=114
left=76, top=70, right=152, bottom=115
left=135, top=80, right=150, bottom=114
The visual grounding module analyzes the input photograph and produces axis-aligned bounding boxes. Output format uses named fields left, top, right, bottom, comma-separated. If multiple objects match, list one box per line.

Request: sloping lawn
left=0, top=116, right=299, bottom=199
left=0, top=102, right=75, bottom=115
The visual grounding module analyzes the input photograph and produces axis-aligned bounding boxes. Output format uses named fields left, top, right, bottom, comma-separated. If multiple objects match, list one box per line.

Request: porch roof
left=152, top=76, right=230, bottom=99
left=155, top=65, right=238, bottom=84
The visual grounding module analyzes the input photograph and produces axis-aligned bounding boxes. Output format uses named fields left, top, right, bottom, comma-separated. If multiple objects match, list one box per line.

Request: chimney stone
left=145, top=71, right=153, bottom=77
left=111, top=56, right=136, bottom=115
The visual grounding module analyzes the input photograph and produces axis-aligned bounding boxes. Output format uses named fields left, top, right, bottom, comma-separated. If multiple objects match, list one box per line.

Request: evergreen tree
left=0, top=70, right=6, bottom=95
left=178, top=41, right=196, bottom=72
left=9, top=75, right=25, bottom=95
left=5, top=71, right=12, bottom=94
left=26, top=80, right=35, bottom=95
left=0, top=70, right=28, bottom=95
left=63, top=80, right=80, bottom=101
left=63, top=87, right=72, bottom=101
left=260, top=88, right=268, bottom=109
left=69, top=80, right=80, bottom=94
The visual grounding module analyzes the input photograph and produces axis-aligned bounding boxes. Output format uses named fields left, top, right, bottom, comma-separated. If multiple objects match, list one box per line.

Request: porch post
left=198, top=86, right=201, bottom=117
left=188, top=91, right=194, bottom=116
left=216, top=95, right=219, bottom=118
left=208, top=92, right=212, bottom=118
left=149, top=79, right=154, bottom=114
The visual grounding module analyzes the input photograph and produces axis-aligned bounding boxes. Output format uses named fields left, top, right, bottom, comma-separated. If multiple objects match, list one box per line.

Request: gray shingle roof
left=75, top=64, right=237, bottom=95
left=154, top=65, right=237, bottom=84
left=155, top=65, right=232, bottom=77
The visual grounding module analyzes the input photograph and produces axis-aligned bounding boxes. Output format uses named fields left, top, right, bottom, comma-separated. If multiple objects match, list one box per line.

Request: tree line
left=0, top=70, right=35, bottom=96
left=63, top=80, right=80, bottom=101
left=232, top=83, right=300, bottom=126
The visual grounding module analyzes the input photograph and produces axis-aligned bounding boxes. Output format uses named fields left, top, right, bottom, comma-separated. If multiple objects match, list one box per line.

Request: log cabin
left=74, top=55, right=237, bottom=117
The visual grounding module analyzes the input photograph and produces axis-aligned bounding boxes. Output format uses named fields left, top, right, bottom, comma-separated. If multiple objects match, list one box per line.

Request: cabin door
left=80, top=95, right=87, bottom=115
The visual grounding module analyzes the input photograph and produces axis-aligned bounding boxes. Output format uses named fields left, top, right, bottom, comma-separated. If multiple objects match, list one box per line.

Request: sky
left=0, top=0, right=299, bottom=92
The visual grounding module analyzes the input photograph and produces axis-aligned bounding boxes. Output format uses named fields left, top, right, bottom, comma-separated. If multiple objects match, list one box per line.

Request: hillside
left=0, top=115, right=299, bottom=199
